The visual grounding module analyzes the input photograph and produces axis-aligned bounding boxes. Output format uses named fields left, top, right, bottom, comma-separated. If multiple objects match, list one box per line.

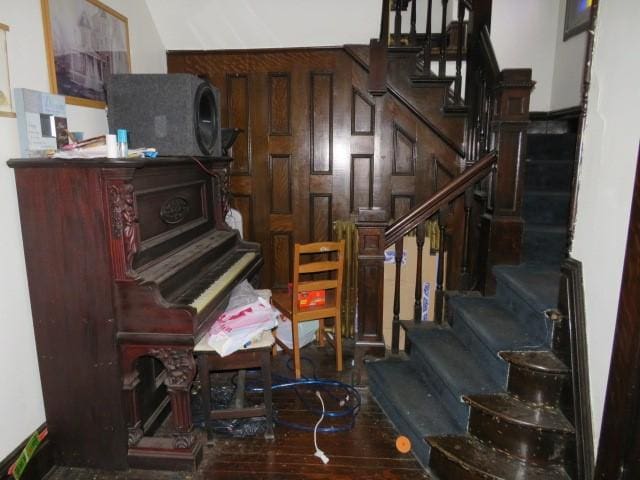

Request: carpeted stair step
left=523, top=191, right=571, bottom=226
left=524, top=159, right=574, bottom=191
left=494, top=265, right=561, bottom=346
left=465, top=393, right=575, bottom=466
left=367, top=359, right=463, bottom=467
left=523, top=224, right=567, bottom=265
left=403, top=323, right=502, bottom=426
left=500, top=351, right=570, bottom=407
left=448, top=296, right=548, bottom=386
left=527, top=133, right=577, bottom=161
left=427, top=434, right=571, bottom=480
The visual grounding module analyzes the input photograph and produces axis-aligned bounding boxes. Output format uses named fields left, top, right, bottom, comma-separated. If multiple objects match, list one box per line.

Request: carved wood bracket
left=109, top=183, right=138, bottom=271
left=149, top=348, right=196, bottom=389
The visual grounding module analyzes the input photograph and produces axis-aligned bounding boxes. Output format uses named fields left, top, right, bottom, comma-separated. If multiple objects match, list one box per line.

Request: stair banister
left=385, top=151, right=497, bottom=246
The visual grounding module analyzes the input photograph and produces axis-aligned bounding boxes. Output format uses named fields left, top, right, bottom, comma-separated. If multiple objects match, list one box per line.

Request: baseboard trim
left=558, top=258, right=594, bottom=480
left=530, top=106, right=582, bottom=122
left=0, top=425, right=55, bottom=480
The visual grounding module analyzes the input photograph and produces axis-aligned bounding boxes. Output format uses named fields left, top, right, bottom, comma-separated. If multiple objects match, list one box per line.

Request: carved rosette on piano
left=8, top=156, right=263, bottom=471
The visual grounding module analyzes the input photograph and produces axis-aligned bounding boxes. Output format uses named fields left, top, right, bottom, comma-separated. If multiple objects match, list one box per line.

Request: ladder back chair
left=272, top=240, right=345, bottom=379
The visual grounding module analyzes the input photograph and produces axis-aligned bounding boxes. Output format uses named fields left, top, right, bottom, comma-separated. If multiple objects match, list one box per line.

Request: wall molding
left=557, top=258, right=594, bottom=480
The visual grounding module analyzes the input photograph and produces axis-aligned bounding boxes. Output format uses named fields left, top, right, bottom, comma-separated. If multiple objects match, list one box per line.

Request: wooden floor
left=46, top=343, right=431, bottom=480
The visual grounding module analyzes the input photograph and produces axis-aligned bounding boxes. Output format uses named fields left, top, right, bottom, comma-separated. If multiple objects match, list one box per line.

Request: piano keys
left=8, top=156, right=262, bottom=471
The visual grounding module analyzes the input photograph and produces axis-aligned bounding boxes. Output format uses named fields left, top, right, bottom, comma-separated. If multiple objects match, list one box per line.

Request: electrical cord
left=313, top=391, right=329, bottom=464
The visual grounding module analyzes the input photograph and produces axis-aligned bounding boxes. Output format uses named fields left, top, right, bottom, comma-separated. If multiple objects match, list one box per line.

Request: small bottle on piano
left=116, top=129, right=128, bottom=158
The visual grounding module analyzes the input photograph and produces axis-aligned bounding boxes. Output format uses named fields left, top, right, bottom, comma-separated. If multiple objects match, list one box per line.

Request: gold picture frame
left=0, top=22, right=15, bottom=118
left=41, top=0, right=131, bottom=108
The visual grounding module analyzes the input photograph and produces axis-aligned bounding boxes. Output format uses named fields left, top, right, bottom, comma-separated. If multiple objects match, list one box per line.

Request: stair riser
left=449, top=309, right=509, bottom=388
left=467, top=407, right=575, bottom=467
left=523, top=194, right=571, bottom=226
left=495, top=281, right=552, bottom=345
left=522, top=229, right=567, bottom=265
left=368, top=373, right=432, bottom=468
left=527, top=134, right=577, bottom=161
left=525, top=161, right=574, bottom=191
left=408, top=345, right=470, bottom=428
left=506, top=362, right=571, bottom=407
left=429, top=449, right=489, bottom=480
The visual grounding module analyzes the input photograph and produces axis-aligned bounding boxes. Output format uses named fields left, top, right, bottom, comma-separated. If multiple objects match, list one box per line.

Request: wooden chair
left=272, top=241, right=345, bottom=379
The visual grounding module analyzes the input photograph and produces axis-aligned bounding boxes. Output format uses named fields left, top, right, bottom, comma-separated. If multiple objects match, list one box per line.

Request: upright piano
left=8, top=156, right=263, bottom=471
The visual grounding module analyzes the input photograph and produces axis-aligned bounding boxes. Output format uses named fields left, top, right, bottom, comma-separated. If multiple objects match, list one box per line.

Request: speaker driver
left=195, top=83, right=219, bottom=155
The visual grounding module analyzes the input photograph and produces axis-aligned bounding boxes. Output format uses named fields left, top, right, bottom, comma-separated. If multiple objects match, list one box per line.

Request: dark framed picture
left=41, top=0, right=131, bottom=108
left=564, top=0, right=593, bottom=40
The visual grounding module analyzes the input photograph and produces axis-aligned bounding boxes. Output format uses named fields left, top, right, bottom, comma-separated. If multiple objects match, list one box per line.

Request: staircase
left=359, top=1, right=583, bottom=478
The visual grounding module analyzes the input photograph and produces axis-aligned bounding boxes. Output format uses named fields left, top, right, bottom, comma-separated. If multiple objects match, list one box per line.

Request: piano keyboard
left=187, top=252, right=257, bottom=313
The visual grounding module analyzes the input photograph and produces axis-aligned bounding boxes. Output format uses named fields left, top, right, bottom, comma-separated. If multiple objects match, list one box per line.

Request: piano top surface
left=7, top=156, right=233, bottom=169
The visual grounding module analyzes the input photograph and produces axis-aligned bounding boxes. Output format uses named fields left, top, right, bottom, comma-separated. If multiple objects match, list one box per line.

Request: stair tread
left=524, top=190, right=571, bottom=197
left=427, top=435, right=571, bottom=479
left=449, top=296, right=546, bottom=350
left=406, top=324, right=502, bottom=394
left=500, top=350, right=569, bottom=374
left=524, top=224, right=567, bottom=234
left=367, top=360, right=462, bottom=435
left=464, top=393, right=575, bottom=433
left=494, top=265, right=560, bottom=312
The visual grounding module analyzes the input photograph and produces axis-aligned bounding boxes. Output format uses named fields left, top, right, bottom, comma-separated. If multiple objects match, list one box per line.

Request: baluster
left=460, top=189, right=473, bottom=289
left=476, top=73, right=487, bottom=160
left=392, top=238, right=404, bottom=354
left=414, top=223, right=426, bottom=323
left=434, top=208, right=447, bottom=324
left=423, top=0, right=433, bottom=73
left=393, top=0, right=402, bottom=46
left=454, top=1, right=465, bottom=102
left=380, top=0, right=390, bottom=44
left=409, top=0, right=417, bottom=45
left=439, top=0, right=449, bottom=77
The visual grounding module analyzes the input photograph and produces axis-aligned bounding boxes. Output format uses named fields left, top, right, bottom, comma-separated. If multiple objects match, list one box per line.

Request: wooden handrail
left=385, top=151, right=497, bottom=246
left=479, top=26, right=500, bottom=83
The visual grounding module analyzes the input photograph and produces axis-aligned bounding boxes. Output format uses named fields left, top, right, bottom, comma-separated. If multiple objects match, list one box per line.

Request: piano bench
left=194, top=331, right=275, bottom=441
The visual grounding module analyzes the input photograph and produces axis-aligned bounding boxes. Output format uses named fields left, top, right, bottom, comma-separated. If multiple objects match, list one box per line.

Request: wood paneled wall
left=168, top=48, right=461, bottom=288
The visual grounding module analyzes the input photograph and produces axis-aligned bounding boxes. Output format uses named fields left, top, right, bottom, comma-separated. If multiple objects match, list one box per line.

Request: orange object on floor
left=396, top=435, right=412, bottom=453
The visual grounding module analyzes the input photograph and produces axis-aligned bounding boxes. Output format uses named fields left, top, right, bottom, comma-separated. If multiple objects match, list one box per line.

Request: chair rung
left=298, top=280, right=337, bottom=292
left=298, top=241, right=340, bottom=254
left=299, top=261, right=339, bottom=274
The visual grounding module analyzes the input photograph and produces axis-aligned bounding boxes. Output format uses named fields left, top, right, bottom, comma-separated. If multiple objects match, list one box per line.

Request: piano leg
left=120, top=344, right=203, bottom=471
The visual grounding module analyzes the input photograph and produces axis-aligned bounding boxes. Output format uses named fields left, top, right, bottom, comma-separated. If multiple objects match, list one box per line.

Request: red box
left=297, top=290, right=325, bottom=309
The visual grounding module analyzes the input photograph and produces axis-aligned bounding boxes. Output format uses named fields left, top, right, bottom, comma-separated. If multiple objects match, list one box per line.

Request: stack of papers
left=206, top=297, right=278, bottom=357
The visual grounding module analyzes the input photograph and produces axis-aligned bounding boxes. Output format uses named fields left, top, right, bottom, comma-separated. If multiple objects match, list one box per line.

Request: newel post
left=480, top=69, right=534, bottom=293
left=355, top=208, right=388, bottom=376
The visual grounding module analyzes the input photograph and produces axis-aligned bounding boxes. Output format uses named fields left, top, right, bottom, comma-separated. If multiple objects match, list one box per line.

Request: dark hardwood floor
left=47, top=343, right=431, bottom=480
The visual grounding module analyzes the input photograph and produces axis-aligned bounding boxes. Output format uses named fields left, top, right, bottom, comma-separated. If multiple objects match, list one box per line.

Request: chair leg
left=292, top=317, right=301, bottom=379
left=335, top=313, right=343, bottom=372
left=317, top=318, right=326, bottom=347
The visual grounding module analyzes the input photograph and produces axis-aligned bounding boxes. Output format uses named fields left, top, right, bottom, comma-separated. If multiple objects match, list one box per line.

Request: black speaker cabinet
left=107, top=74, right=222, bottom=156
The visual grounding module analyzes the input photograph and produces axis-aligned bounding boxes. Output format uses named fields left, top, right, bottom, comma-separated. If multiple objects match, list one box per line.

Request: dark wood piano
left=8, top=156, right=263, bottom=471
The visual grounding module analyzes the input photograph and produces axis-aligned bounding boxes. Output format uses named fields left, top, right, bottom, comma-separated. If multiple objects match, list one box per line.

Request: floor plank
left=46, top=344, right=431, bottom=479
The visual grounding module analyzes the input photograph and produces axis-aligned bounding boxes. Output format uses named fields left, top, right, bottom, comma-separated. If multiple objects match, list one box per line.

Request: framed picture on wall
left=564, top=0, right=593, bottom=40
left=0, top=22, right=15, bottom=117
left=41, top=0, right=131, bottom=108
